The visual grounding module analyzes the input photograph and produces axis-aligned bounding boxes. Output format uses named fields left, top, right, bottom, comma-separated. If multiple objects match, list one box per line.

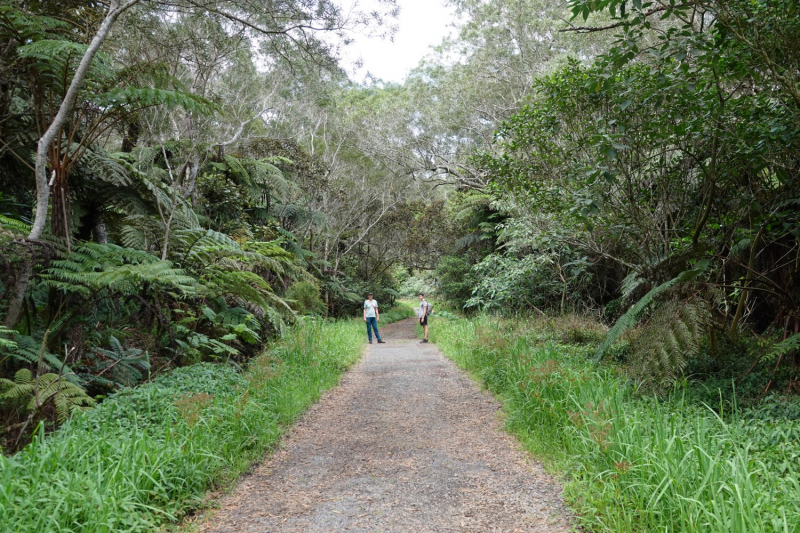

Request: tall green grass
left=433, top=315, right=800, bottom=532
left=379, top=301, right=417, bottom=323
left=0, top=319, right=364, bottom=532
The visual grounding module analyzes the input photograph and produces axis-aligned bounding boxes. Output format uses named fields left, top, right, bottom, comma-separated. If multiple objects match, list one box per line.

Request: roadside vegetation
left=379, top=301, right=417, bottom=324
left=2, top=0, right=799, bottom=530
left=434, top=314, right=800, bottom=532
left=0, top=318, right=364, bottom=532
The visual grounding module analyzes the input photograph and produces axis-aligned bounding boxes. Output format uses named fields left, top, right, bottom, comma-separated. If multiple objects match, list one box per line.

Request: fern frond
left=595, top=260, right=710, bottom=360
left=451, top=193, right=494, bottom=223
left=0, top=335, right=76, bottom=380
left=44, top=243, right=196, bottom=296
left=91, top=336, right=150, bottom=387
left=628, top=300, right=708, bottom=393
left=17, top=39, right=114, bottom=84
left=1, top=368, right=93, bottom=421
left=764, top=332, right=800, bottom=362
left=620, top=270, right=645, bottom=301
left=0, top=326, right=18, bottom=350
left=95, top=87, right=217, bottom=115
left=199, top=268, right=296, bottom=330
left=0, top=214, right=31, bottom=235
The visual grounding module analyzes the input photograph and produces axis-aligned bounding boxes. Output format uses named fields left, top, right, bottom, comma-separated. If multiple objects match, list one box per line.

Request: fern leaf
left=764, top=332, right=800, bottom=362
left=628, top=300, right=707, bottom=393
left=0, top=214, right=31, bottom=234
left=0, top=326, right=18, bottom=350
left=596, top=260, right=710, bottom=360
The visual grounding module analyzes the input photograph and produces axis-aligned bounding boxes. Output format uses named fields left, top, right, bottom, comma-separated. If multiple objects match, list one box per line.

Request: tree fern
left=628, top=299, right=708, bottom=393
left=95, top=86, right=216, bottom=115
left=0, top=335, right=79, bottom=384
left=172, top=229, right=305, bottom=281
left=210, top=154, right=295, bottom=204
left=0, top=368, right=94, bottom=422
left=595, top=260, right=710, bottom=360
left=44, top=242, right=196, bottom=297
left=199, top=268, right=295, bottom=332
left=87, top=336, right=150, bottom=388
left=270, top=202, right=327, bottom=230
left=171, top=228, right=239, bottom=265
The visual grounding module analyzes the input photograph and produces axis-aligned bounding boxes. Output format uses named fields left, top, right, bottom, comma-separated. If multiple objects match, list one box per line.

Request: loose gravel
left=194, top=318, right=571, bottom=532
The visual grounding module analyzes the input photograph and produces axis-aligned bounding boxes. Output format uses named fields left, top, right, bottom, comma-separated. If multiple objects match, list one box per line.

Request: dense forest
left=1, top=0, right=800, bottom=529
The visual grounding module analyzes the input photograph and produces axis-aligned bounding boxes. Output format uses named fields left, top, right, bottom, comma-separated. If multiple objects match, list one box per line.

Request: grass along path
left=194, top=317, right=570, bottom=532
left=0, top=318, right=369, bottom=532
left=432, top=314, right=800, bottom=532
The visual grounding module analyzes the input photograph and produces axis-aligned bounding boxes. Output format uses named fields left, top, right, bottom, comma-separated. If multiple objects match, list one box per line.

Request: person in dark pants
left=363, top=293, right=385, bottom=344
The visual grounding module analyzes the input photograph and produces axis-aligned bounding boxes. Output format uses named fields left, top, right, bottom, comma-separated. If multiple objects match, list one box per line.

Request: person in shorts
left=363, top=293, right=385, bottom=344
left=418, top=293, right=429, bottom=343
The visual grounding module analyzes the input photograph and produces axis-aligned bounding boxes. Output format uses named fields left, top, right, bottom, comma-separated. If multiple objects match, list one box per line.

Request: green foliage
left=628, top=300, right=709, bottom=394
left=285, top=281, right=326, bottom=316
left=397, top=273, right=436, bottom=299
left=0, top=369, right=94, bottom=422
left=433, top=255, right=475, bottom=308
left=209, top=154, right=294, bottom=204
left=0, top=334, right=78, bottom=383
left=0, top=327, right=17, bottom=350
left=0, top=214, right=31, bottom=237
left=762, top=332, right=800, bottom=364
left=96, top=86, right=216, bottom=115
left=0, top=319, right=364, bottom=530
left=434, top=315, right=800, bottom=532
left=465, top=253, right=562, bottom=313
left=595, top=260, right=710, bottom=361
left=44, top=243, right=196, bottom=297
left=87, top=337, right=150, bottom=389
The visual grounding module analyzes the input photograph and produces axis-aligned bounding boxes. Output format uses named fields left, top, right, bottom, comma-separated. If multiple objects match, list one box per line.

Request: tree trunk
left=4, top=253, right=31, bottom=328
left=121, top=120, right=140, bottom=153
left=50, top=165, right=71, bottom=250
left=92, top=216, right=108, bottom=244
left=28, top=0, right=141, bottom=241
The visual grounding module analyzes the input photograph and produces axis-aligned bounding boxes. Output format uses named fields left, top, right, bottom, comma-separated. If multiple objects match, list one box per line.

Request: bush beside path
left=0, top=319, right=365, bottom=532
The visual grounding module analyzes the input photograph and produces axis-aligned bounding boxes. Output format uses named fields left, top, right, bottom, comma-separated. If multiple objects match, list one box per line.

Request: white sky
left=340, top=0, right=458, bottom=83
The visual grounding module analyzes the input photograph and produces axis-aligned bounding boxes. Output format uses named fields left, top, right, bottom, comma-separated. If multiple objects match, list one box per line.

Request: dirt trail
left=195, top=318, right=570, bottom=532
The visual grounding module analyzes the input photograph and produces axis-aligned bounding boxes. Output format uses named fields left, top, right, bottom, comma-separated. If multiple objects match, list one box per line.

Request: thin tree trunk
left=4, top=253, right=32, bottom=328
left=28, top=0, right=141, bottom=241
left=730, top=224, right=765, bottom=336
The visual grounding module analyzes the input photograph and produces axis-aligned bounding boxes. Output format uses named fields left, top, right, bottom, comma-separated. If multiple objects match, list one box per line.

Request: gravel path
left=195, top=318, right=571, bottom=532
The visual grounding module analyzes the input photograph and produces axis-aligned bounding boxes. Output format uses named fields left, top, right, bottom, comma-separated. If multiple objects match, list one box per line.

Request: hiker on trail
left=363, top=293, right=385, bottom=344
left=418, top=293, right=430, bottom=343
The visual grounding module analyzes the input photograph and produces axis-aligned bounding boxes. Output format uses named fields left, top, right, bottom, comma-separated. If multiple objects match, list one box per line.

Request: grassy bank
left=433, top=315, right=800, bottom=532
left=0, top=319, right=364, bottom=532
left=379, top=300, right=417, bottom=323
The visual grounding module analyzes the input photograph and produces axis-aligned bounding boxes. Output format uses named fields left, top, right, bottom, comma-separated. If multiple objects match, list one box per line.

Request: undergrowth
left=0, top=319, right=364, bottom=532
left=379, top=301, right=416, bottom=323
left=433, top=314, right=800, bottom=532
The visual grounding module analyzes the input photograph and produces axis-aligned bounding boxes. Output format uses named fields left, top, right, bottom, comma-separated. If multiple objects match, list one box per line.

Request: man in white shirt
left=363, top=293, right=385, bottom=344
left=418, top=293, right=429, bottom=343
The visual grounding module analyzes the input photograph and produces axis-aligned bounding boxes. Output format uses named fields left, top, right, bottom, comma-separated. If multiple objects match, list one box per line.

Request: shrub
left=0, top=319, right=364, bottom=531
left=433, top=315, right=800, bottom=532
left=285, top=280, right=326, bottom=316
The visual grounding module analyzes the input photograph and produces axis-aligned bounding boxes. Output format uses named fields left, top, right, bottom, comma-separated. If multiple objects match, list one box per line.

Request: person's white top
left=419, top=299, right=428, bottom=316
left=364, top=299, right=378, bottom=318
